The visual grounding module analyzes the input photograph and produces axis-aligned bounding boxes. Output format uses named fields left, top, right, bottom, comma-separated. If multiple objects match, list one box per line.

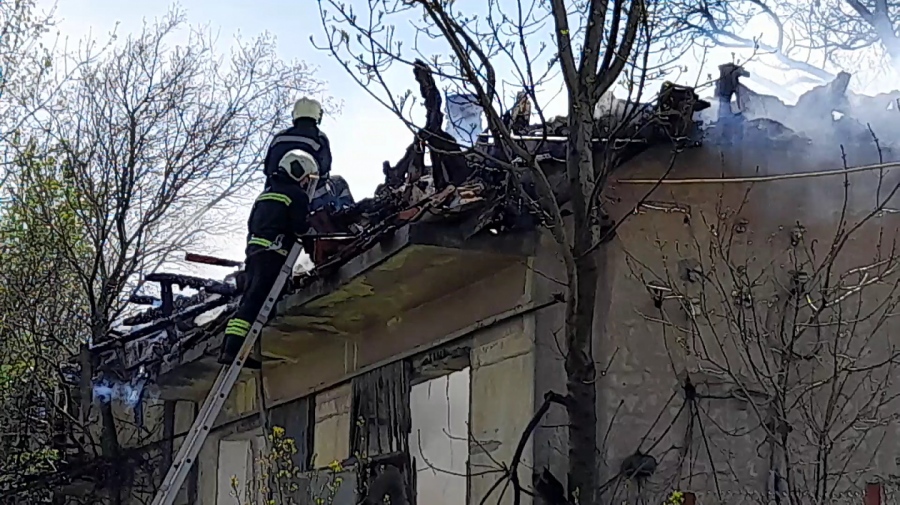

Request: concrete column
left=468, top=316, right=535, bottom=505
left=528, top=232, right=570, bottom=496
left=197, top=430, right=221, bottom=505
left=311, top=383, right=352, bottom=468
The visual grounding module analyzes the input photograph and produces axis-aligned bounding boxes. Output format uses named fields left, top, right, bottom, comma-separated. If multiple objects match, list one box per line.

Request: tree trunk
left=564, top=94, right=600, bottom=505
left=100, top=402, right=124, bottom=505
left=93, top=314, right=125, bottom=505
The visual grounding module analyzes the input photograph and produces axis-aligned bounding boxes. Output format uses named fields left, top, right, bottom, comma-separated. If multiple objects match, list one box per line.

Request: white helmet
left=292, top=97, right=323, bottom=124
left=278, top=149, right=319, bottom=183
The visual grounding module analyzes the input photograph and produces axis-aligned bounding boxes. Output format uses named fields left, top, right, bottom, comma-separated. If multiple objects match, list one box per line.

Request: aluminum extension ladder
left=150, top=241, right=302, bottom=505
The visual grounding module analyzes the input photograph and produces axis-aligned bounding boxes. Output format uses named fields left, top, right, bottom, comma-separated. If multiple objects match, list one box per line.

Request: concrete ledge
left=157, top=222, right=538, bottom=398
left=279, top=224, right=416, bottom=312
left=279, top=221, right=537, bottom=312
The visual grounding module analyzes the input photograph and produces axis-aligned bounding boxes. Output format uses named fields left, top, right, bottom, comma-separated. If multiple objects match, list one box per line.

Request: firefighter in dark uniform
left=264, top=97, right=332, bottom=180
left=218, top=149, right=319, bottom=369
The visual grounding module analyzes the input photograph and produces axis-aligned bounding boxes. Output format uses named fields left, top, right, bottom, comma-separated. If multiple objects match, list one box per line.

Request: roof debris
left=701, top=64, right=900, bottom=145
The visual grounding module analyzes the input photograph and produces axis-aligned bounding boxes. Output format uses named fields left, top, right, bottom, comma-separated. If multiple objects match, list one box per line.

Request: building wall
left=182, top=259, right=537, bottom=504
left=312, top=383, right=352, bottom=468
left=77, top=398, right=195, bottom=505
left=585, top=130, right=900, bottom=504
left=255, top=261, right=528, bottom=417
left=100, top=130, right=900, bottom=505
left=410, top=369, right=470, bottom=505
left=469, top=315, right=536, bottom=505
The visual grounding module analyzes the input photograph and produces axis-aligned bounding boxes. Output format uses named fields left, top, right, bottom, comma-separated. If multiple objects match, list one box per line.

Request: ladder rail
left=150, top=242, right=302, bottom=505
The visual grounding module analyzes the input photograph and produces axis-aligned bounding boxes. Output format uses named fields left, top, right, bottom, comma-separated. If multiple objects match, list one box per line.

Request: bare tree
left=621, top=140, right=900, bottom=504
left=314, top=1, right=711, bottom=503
left=668, top=0, right=900, bottom=84
left=0, top=5, right=333, bottom=502
left=0, top=3, right=99, bottom=502
left=0, top=0, right=55, bottom=180
left=0, top=1, right=114, bottom=159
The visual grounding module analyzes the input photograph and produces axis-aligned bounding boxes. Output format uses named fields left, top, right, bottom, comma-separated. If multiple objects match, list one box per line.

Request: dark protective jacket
left=245, top=174, right=311, bottom=256
left=309, top=175, right=355, bottom=213
left=263, top=118, right=332, bottom=178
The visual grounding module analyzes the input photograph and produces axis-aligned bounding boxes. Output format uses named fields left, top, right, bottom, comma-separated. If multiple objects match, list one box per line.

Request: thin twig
left=617, top=161, right=900, bottom=185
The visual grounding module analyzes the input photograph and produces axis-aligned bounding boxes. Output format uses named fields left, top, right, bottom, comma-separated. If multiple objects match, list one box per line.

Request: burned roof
left=77, top=62, right=714, bottom=404
left=699, top=64, right=900, bottom=149
left=78, top=159, right=538, bottom=413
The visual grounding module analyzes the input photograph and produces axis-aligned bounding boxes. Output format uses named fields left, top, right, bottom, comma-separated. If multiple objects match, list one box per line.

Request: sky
left=44, top=0, right=411, bottom=199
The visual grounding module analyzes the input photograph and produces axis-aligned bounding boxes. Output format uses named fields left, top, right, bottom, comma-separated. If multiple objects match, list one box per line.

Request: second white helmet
left=292, top=97, right=323, bottom=124
left=278, top=149, right=319, bottom=183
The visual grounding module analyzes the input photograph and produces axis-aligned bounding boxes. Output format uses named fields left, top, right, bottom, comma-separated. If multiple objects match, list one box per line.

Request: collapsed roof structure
left=75, top=66, right=713, bottom=409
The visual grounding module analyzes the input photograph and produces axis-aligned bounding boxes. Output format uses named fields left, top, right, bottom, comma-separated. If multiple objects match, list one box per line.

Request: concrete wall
left=523, top=127, right=900, bottom=504
left=195, top=262, right=529, bottom=434
left=110, top=129, right=900, bottom=504
left=585, top=129, right=900, bottom=504
left=528, top=232, right=573, bottom=498
left=185, top=259, right=534, bottom=504
left=469, top=315, right=536, bottom=505
left=410, top=369, right=470, bottom=505
left=76, top=397, right=167, bottom=505
left=197, top=416, right=264, bottom=503
left=312, top=383, right=352, bottom=468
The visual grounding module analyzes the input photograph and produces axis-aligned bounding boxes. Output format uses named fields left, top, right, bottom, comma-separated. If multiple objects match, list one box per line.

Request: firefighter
left=263, top=97, right=332, bottom=179
left=264, top=97, right=357, bottom=213
left=218, top=149, right=318, bottom=369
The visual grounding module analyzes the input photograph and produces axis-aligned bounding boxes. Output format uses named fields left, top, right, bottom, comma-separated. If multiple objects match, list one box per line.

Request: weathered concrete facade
left=110, top=220, right=549, bottom=505
left=573, top=127, right=900, bottom=504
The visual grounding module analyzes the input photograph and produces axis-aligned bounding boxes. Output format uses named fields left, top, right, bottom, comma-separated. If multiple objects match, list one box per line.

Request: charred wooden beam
left=128, top=294, right=159, bottom=306
left=412, top=59, right=473, bottom=188
left=92, top=297, right=231, bottom=352
left=144, top=272, right=236, bottom=296
left=122, top=291, right=210, bottom=326
left=184, top=252, right=242, bottom=268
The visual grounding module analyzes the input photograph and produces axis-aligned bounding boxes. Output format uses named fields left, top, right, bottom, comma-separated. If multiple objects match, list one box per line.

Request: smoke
left=683, top=66, right=900, bottom=227
left=92, top=378, right=146, bottom=407
left=92, top=365, right=155, bottom=409
left=92, top=365, right=161, bottom=427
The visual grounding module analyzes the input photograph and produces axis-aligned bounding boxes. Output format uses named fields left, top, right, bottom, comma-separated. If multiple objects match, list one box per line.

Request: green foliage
left=0, top=139, right=92, bottom=496
left=0, top=137, right=91, bottom=354
left=664, top=490, right=685, bottom=505
left=230, top=426, right=346, bottom=505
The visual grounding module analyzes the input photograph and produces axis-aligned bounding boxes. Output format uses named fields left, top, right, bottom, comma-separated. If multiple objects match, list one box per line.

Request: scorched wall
left=541, top=125, right=900, bottom=505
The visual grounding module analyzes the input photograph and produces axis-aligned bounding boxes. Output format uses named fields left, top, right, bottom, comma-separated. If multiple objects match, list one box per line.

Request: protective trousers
left=219, top=250, right=289, bottom=368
